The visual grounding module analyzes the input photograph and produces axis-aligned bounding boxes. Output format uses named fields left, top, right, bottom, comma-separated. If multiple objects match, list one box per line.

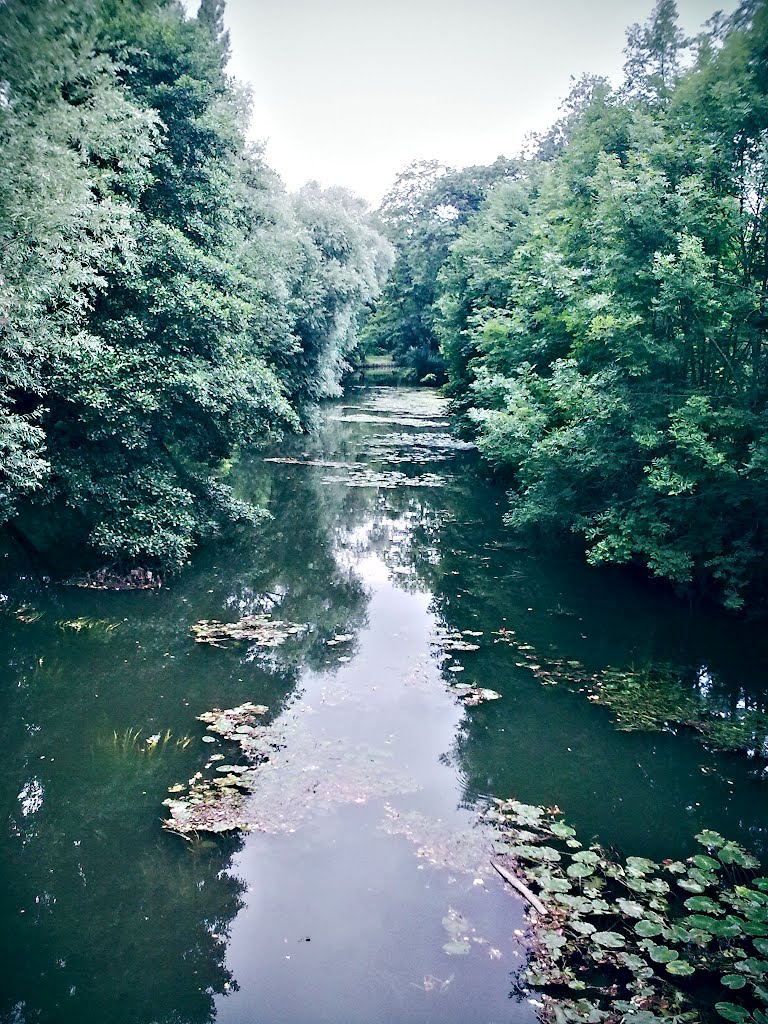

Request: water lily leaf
left=556, top=894, right=598, bottom=913
left=537, top=873, right=572, bottom=893
left=663, top=924, right=693, bottom=943
left=736, top=956, right=768, bottom=976
left=592, top=931, right=625, bottom=948
left=666, top=960, right=695, bottom=976
left=626, top=857, right=659, bottom=876
left=678, top=879, right=706, bottom=894
left=715, top=1002, right=751, bottom=1022
left=550, top=821, right=577, bottom=839
left=696, top=830, right=726, bottom=848
left=688, top=927, right=714, bottom=945
left=620, top=952, right=647, bottom=972
left=570, top=919, right=597, bottom=936
left=567, top=862, right=595, bottom=879
left=754, top=879, right=768, bottom=892
left=663, top=860, right=687, bottom=874
left=635, top=920, right=664, bottom=937
left=742, top=921, right=768, bottom=937
left=753, top=938, right=768, bottom=955
left=625, top=877, right=649, bottom=893
left=572, top=850, right=600, bottom=865
left=648, top=944, right=679, bottom=963
left=617, top=898, right=645, bottom=918
left=684, top=896, right=721, bottom=913
left=507, top=801, right=545, bottom=826
left=512, top=843, right=561, bottom=862
left=691, top=854, right=721, bottom=872
left=719, top=843, right=760, bottom=869
left=684, top=914, right=740, bottom=937
left=721, top=975, right=747, bottom=990
left=541, top=929, right=569, bottom=954
left=647, top=878, right=670, bottom=895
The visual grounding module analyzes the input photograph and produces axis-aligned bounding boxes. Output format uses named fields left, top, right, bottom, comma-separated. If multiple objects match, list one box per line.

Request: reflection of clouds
left=224, top=585, right=286, bottom=618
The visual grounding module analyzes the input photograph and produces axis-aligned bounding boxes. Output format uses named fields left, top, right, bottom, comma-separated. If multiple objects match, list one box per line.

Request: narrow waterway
left=1, top=387, right=766, bottom=1024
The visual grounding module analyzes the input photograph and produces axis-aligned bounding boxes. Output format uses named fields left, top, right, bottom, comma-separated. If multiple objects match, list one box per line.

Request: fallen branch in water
left=491, top=859, right=548, bottom=916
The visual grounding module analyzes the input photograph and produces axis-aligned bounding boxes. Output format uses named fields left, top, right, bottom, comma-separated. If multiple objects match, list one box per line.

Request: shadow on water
left=0, top=386, right=766, bottom=1023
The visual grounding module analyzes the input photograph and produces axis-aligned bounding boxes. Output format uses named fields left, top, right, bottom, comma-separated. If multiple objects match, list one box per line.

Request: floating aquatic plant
left=105, top=727, right=191, bottom=755
left=58, top=617, right=118, bottom=634
left=503, top=637, right=768, bottom=762
left=190, top=615, right=303, bottom=648
left=14, top=604, right=43, bottom=624
left=484, top=799, right=768, bottom=1024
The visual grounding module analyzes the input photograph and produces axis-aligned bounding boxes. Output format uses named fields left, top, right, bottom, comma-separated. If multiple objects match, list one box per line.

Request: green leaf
left=616, top=898, right=645, bottom=918
left=691, top=854, right=721, bottom=872
left=620, top=952, right=647, bottom=972
left=684, top=896, right=721, bottom=913
left=634, top=919, right=664, bottom=937
left=753, top=938, right=768, bottom=955
left=570, top=919, right=596, bottom=936
left=721, top=975, right=747, bottom=990
left=678, top=878, right=705, bottom=893
left=572, top=850, right=600, bottom=865
left=715, top=1002, right=750, bottom=1022
left=550, top=821, right=577, bottom=839
left=666, top=959, right=695, bottom=976
left=696, top=830, right=726, bottom=848
left=663, top=861, right=687, bottom=874
left=592, top=931, right=625, bottom=948
left=626, top=856, right=658, bottom=876
left=567, top=862, right=595, bottom=879
left=539, top=876, right=572, bottom=893
left=647, top=944, right=679, bottom=964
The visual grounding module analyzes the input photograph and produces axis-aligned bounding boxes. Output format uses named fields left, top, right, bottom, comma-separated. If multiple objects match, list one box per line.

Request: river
left=0, top=386, right=766, bottom=1024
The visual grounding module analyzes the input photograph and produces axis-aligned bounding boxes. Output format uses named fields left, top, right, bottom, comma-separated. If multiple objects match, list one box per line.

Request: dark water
left=1, top=387, right=766, bottom=1024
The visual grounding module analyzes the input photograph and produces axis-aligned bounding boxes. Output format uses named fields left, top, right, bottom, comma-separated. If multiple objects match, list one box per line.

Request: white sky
left=196, top=0, right=737, bottom=206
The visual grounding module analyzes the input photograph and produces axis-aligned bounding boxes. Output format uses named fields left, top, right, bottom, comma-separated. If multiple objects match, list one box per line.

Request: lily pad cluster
left=484, top=799, right=768, bottom=1024
left=163, top=703, right=273, bottom=836
left=190, top=615, right=304, bottom=648
left=505, top=637, right=768, bottom=760
left=430, top=627, right=501, bottom=706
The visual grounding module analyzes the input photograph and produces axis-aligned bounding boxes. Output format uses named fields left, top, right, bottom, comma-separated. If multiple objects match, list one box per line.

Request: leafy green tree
left=430, top=0, right=768, bottom=609
left=0, top=0, right=389, bottom=572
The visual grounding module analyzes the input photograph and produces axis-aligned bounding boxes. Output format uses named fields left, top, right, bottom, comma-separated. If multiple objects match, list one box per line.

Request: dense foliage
left=379, top=0, right=768, bottom=610
left=361, top=157, right=518, bottom=383
left=0, top=0, right=390, bottom=570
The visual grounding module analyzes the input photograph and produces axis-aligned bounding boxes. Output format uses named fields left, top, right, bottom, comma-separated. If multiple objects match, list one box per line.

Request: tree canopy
left=378, top=0, right=768, bottom=610
left=0, top=0, right=391, bottom=571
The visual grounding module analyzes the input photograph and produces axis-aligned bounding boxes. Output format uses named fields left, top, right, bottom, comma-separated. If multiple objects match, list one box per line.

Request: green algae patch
left=485, top=799, right=768, bottom=1024
left=505, top=636, right=768, bottom=761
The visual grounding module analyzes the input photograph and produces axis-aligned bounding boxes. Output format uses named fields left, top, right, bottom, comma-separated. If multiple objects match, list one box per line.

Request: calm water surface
left=1, top=387, right=766, bottom=1024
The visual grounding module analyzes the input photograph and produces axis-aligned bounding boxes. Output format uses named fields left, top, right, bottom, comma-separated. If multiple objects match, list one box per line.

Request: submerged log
left=491, top=859, right=548, bottom=916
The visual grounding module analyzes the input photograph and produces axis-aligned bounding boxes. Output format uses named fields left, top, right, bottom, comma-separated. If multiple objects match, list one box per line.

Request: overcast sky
left=199, top=0, right=736, bottom=206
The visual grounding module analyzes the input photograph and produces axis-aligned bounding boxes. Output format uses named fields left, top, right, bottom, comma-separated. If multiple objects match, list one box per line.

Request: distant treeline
left=365, top=0, right=768, bottom=611
left=0, top=0, right=391, bottom=569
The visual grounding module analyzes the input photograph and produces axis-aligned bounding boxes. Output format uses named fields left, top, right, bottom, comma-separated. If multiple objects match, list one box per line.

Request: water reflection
left=0, top=387, right=766, bottom=1024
